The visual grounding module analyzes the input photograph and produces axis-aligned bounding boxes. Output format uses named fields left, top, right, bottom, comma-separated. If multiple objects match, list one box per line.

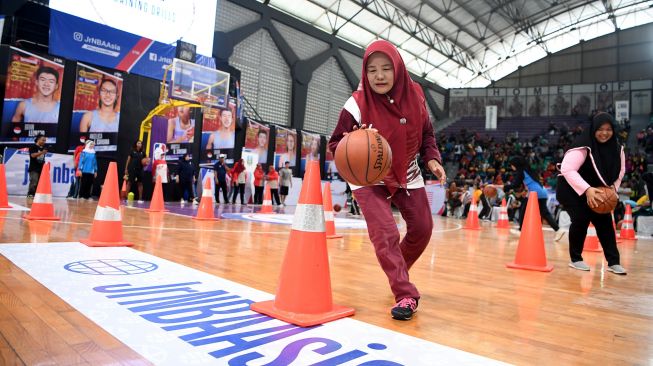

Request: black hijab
left=569, top=112, right=621, bottom=185
left=510, top=156, right=539, bottom=182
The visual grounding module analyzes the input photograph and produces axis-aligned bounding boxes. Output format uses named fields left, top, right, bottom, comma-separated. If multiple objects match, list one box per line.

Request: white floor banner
left=0, top=242, right=505, bottom=366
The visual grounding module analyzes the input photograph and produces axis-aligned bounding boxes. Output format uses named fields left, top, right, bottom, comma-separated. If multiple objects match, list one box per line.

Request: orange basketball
left=591, top=186, right=618, bottom=214
left=334, top=129, right=392, bottom=186
left=333, top=204, right=341, bottom=212
left=483, top=185, right=497, bottom=198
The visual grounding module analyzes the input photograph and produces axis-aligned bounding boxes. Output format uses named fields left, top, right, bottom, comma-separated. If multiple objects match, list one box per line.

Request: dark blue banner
left=49, top=10, right=215, bottom=80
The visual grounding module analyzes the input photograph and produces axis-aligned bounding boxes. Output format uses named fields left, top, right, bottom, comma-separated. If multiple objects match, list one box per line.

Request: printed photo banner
left=1, top=47, right=65, bottom=144
left=274, top=126, right=297, bottom=169
left=200, top=100, right=236, bottom=163
left=2, top=148, right=74, bottom=197
left=0, top=242, right=506, bottom=366
left=69, top=63, right=123, bottom=153
left=325, top=136, right=337, bottom=179
left=243, top=120, right=270, bottom=166
left=149, top=106, right=195, bottom=172
left=300, top=131, right=321, bottom=175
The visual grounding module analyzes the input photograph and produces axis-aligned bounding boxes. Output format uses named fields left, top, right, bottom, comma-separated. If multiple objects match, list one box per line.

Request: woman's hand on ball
left=345, top=124, right=378, bottom=136
left=585, top=187, right=601, bottom=208
left=428, top=160, right=446, bottom=182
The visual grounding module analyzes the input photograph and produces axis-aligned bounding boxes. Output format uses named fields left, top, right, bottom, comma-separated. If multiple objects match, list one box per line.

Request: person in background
left=152, top=147, right=169, bottom=200
left=27, top=134, right=48, bottom=198
left=176, top=153, right=195, bottom=203
left=67, top=138, right=85, bottom=199
left=266, top=166, right=281, bottom=206
left=124, top=140, right=146, bottom=203
left=345, top=183, right=361, bottom=216
left=213, top=155, right=230, bottom=204
left=279, top=161, right=293, bottom=206
left=253, top=164, right=265, bottom=204
left=231, top=159, right=246, bottom=205
left=78, top=140, right=97, bottom=200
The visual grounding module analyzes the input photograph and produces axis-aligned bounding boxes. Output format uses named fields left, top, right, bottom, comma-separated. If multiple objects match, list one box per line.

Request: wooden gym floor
left=0, top=197, right=651, bottom=365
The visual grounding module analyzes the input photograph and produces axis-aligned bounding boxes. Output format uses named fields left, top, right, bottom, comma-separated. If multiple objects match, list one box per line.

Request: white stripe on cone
left=263, top=200, right=272, bottom=205
left=587, top=226, right=597, bottom=236
left=33, top=193, right=52, bottom=204
left=292, top=204, right=326, bottom=232
left=202, top=188, right=212, bottom=197
left=94, top=205, right=122, bottom=221
left=622, top=220, right=633, bottom=229
left=324, top=211, right=334, bottom=221
left=470, top=203, right=478, bottom=212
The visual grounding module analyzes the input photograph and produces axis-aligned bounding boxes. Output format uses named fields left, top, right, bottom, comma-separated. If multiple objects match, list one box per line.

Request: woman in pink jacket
left=328, top=40, right=445, bottom=320
left=557, top=112, right=626, bottom=275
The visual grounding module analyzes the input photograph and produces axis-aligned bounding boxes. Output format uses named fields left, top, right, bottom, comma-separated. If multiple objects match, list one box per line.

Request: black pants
left=271, top=188, right=280, bottom=205
left=215, top=180, right=229, bottom=203
left=80, top=173, right=94, bottom=199
left=232, top=183, right=245, bottom=204
left=254, top=186, right=264, bottom=204
left=566, top=204, right=620, bottom=266
left=28, top=171, right=40, bottom=196
left=478, top=194, right=491, bottom=219
left=179, top=180, right=194, bottom=201
left=518, top=197, right=559, bottom=231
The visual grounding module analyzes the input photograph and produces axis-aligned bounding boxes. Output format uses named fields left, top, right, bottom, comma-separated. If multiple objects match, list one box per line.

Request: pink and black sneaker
left=391, top=297, right=418, bottom=320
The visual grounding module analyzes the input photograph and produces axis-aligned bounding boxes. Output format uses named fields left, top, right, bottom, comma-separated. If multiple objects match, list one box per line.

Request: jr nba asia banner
left=1, top=47, right=65, bottom=144
left=2, top=148, right=74, bottom=197
left=0, top=242, right=505, bottom=366
left=69, top=63, right=123, bottom=153
left=48, top=10, right=215, bottom=81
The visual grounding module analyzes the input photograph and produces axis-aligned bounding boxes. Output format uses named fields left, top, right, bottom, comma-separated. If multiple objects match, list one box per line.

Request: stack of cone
left=506, top=191, right=553, bottom=272
left=322, top=182, right=342, bottom=239
left=496, top=198, right=510, bottom=229
left=23, top=163, right=59, bottom=221
left=0, top=164, right=11, bottom=208
left=80, top=162, right=132, bottom=247
left=583, top=223, right=602, bottom=252
left=146, top=175, right=168, bottom=212
left=250, top=160, right=354, bottom=327
left=194, top=178, right=219, bottom=221
left=464, top=196, right=481, bottom=230
left=258, top=184, right=274, bottom=214
left=620, top=204, right=636, bottom=240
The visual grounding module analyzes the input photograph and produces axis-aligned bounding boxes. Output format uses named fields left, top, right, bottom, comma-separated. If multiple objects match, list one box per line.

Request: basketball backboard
left=169, top=58, right=230, bottom=109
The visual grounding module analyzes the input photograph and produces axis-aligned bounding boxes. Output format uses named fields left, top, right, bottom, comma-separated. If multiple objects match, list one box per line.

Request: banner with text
left=49, top=10, right=215, bottom=81
left=2, top=148, right=74, bottom=196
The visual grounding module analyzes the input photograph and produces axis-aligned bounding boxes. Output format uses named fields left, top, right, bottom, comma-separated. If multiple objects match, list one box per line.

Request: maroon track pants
left=354, top=185, right=433, bottom=302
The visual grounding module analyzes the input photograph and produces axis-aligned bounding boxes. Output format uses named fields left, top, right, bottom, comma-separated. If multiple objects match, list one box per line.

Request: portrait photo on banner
left=243, top=120, right=270, bottom=166
left=300, top=131, right=321, bottom=175
left=1, top=47, right=65, bottom=143
left=148, top=106, right=195, bottom=166
left=274, top=126, right=297, bottom=169
left=202, top=100, right=236, bottom=157
left=68, top=63, right=123, bottom=154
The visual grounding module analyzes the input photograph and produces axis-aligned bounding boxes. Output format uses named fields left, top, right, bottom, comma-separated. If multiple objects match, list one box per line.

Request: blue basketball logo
left=64, top=259, right=158, bottom=275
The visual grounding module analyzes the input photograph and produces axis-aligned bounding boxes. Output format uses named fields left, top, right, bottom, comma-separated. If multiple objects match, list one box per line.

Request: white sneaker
left=568, top=261, right=590, bottom=271
left=607, top=264, right=627, bottom=275
left=510, top=229, right=521, bottom=236
left=180, top=199, right=186, bottom=203
left=137, top=200, right=144, bottom=204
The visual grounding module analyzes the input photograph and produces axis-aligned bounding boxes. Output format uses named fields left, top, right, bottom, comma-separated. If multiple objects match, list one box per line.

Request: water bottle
left=127, top=192, right=134, bottom=202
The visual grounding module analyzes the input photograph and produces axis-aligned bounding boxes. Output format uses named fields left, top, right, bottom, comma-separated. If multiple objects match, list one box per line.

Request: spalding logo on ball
left=334, top=129, right=392, bottom=186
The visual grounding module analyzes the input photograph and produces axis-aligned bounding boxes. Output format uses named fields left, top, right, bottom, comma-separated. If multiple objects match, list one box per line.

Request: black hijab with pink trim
left=353, top=40, right=429, bottom=191
left=568, top=112, right=621, bottom=185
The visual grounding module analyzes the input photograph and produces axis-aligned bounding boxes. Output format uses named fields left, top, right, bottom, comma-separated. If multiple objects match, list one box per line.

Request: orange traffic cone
left=146, top=175, right=168, bottom=212
left=506, top=191, right=553, bottom=272
left=322, top=182, right=342, bottom=239
left=0, top=164, right=11, bottom=208
left=620, top=204, right=636, bottom=240
left=23, top=163, right=59, bottom=221
left=80, top=162, right=132, bottom=247
left=464, top=196, right=481, bottom=230
left=496, top=198, right=510, bottom=229
left=583, top=223, right=602, bottom=252
left=258, top=184, right=274, bottom=214
left=250, top=160, right=354, bottom=327
left=194, top=178, right=219, bottom=221
left=121, top=179, right=128, bottom=200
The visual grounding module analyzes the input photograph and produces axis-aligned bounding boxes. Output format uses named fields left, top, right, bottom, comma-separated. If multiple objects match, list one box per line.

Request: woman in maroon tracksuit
left=328, top=40, right=445, bottom=321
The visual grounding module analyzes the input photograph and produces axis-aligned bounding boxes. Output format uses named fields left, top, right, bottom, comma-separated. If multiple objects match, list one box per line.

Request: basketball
left=333, top=204, right=341, bottom=212
left=141, top=157, right=151, bottom=166
left=334, top=129, right=392, bottom=186
left=591, top=186, right=618, bottom=214
left=483, top=185, right=497, bottom=198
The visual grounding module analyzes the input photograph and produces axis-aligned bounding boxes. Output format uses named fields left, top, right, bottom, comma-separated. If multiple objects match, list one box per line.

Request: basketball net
left=196, top=95, right=209, bottom=114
